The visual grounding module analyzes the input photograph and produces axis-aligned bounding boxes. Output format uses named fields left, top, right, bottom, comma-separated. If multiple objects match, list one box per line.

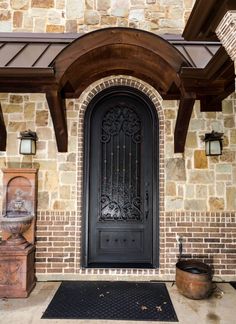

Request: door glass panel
left=99, top=104, right=142, bottom=222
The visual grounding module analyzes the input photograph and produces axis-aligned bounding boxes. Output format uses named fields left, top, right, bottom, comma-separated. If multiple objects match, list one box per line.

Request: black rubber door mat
left=42, top=281, right=178, bottom=322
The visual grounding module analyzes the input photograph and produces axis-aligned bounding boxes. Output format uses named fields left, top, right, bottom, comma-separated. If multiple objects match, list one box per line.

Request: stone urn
left=1, top=214, right=34, bottom=248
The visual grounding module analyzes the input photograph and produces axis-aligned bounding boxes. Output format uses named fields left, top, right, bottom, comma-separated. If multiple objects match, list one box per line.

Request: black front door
left=83, top=86, right=158, bottom=268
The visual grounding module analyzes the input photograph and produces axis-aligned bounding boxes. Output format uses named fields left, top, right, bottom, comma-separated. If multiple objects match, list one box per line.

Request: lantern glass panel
left=205, top=140, right=221, bottom=156
left=20, top=138, right=36, bottom=155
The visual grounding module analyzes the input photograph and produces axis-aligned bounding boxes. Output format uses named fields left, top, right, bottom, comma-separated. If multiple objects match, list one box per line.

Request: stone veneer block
left=66, top=0, right=84, bottom=19
left=31, top=0, right=54, bottom=8
left=226, top=187, right=236, bottom=210
left=84, top=10, right=100, bottom=25
left=0, top=244, right=36, bottom=298
left=46, top=25, right=65, bottom=32
left=166, top=158, right=186, bottom=181
left=194, top=150, right=208, bottom=169
left=189, top=170, right=214, bottom=184
left=11, top=0, right=29, bottom=10
left=111, top=0, right=129, bottom=17
left=97, top=0, right=111, bottom=10
left=208, top=197, right=224, bottom=211
left=13, top=11, right=23, bottom=28
left=0, top=11, right=12, bottom=22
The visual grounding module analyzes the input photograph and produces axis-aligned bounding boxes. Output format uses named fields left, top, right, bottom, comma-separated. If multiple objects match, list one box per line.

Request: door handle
left=145, top=188, right=149, bottom=220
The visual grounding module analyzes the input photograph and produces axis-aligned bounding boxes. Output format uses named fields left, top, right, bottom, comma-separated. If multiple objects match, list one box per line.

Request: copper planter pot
left=176, top=259, right=213, bottom=299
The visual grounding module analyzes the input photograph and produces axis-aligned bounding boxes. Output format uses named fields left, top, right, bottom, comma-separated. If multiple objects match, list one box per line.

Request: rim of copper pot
left=176, top=259, right=212, bottom=274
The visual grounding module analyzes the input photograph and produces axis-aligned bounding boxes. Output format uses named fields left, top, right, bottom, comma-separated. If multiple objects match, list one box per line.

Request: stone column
left=216, top=11, right=236, bottom=90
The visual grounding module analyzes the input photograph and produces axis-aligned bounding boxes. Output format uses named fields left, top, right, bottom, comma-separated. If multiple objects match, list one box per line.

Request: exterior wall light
left=203, top=131, right=223, bottom=156
left=19, top=130, right=38, bottom=155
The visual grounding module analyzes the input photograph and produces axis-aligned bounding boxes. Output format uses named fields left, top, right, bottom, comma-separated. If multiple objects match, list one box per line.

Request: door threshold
left=87, top=263, right=155, bottom=269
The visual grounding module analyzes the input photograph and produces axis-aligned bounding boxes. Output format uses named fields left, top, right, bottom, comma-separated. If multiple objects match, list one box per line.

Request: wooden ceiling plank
left=174, top=93, right=196, bottom=153
left=46, top=90, right=68, bottom=152
left=52, top=28, right=191, bottom=83
left=61, top=44, right=180, bottom=98
left=0, top=102, right=6, bottom=151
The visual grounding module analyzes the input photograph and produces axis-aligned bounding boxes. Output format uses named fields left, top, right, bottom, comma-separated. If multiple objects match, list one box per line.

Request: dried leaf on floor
left=156, top=305, right=162, bottom=312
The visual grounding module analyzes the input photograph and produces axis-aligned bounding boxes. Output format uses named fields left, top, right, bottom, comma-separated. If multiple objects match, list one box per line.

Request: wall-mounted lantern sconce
left=203, top=131, right=223, bottom=156
left=19, top=130, right=38, bottom=155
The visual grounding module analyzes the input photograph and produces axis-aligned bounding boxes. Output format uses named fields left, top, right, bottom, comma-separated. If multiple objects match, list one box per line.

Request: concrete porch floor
left=0, top=281, right=235, bottom=324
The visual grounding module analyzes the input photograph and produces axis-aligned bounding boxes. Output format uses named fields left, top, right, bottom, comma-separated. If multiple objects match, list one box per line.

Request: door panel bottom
left=99, top=229, right=143, bottom=251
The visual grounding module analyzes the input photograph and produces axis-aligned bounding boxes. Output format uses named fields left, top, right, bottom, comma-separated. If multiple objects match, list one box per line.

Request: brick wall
left=216, top=11, right=236, bottom=62
left=35, top=210, right=236, bottom=280
left=35, top=211, right=76, bottom=275
left=165, top=212, right=236, bottom=277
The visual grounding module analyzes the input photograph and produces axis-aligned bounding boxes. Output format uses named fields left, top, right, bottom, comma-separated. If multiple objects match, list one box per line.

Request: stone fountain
left=0, top=168, right=38, bottom=298
left=1, top=187, right=35, bottom=248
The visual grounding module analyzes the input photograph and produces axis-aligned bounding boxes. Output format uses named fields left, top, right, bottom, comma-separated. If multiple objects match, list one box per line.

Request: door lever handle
left=145, top=189, right=149, bottom=220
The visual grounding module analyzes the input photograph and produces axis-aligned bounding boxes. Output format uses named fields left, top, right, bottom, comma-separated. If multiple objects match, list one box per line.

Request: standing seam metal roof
left=0, top=32, right=221, bottom=69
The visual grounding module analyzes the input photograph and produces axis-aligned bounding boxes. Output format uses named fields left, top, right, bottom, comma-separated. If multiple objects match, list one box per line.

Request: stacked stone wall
left=1, top=0, right=194, bottom=34
left=165, top=98, right=236, bottom=212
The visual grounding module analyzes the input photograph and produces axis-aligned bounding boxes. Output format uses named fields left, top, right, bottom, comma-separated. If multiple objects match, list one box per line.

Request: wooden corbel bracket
left=46, top=89, right=68, bottom=152
left=174, top=89, right=196, bottom=153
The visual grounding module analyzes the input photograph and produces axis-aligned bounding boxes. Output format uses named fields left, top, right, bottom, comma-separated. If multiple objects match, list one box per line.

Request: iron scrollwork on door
left=99, top=104, right=143, bottom=222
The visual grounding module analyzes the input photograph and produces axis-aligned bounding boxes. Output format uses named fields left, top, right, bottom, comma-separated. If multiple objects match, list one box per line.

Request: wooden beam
left=46, top=90, right=68, bottom=152
left=200, top=96, right=222, bottom=112
left=183, top=0, right=217, bottom=40
left=0, top=102, right=6, bottom=151
left=0, top=68, right=56, bottom=93
left=183, top=0, right=236, bottom=41
left=174, top=94, right=195, bottom=153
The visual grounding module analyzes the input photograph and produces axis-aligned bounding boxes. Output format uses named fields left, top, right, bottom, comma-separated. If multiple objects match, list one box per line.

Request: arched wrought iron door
left=83, top=86, right=158, bottom=268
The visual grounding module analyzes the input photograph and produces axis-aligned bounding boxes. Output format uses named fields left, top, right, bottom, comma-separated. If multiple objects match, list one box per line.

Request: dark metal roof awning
left=0, top=28, right=234, bottom=153
left=0, top=32, right=220, bottom=69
